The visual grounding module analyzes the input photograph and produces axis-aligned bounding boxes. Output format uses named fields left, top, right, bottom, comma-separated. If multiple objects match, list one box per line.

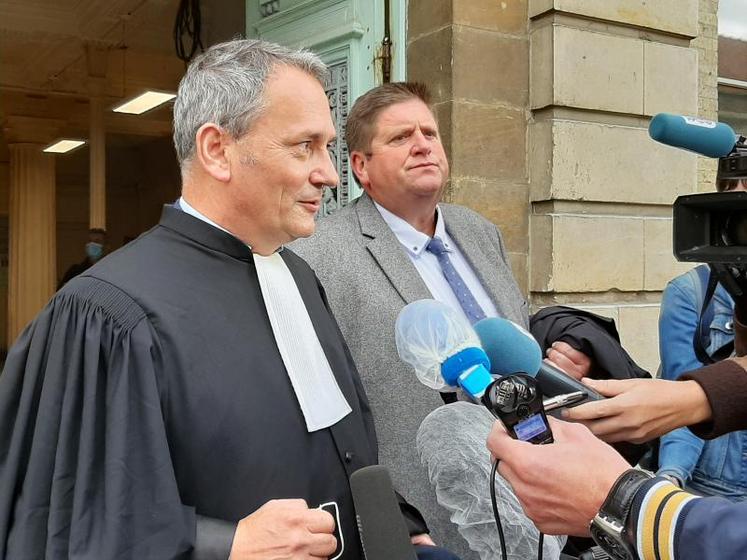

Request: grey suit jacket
left=291, top=193, right=528, bottom=559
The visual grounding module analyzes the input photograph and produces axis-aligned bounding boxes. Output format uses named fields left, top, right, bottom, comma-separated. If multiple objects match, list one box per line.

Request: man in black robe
left=0, top=40, right=435, bottom=560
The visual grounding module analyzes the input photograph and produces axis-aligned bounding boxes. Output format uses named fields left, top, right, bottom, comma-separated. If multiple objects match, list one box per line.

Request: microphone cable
left=490, top=460, right=544, bottom=560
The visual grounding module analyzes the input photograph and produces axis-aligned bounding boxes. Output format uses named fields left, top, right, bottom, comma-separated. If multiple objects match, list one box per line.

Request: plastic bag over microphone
left=395, top=299, right=481, bottom=391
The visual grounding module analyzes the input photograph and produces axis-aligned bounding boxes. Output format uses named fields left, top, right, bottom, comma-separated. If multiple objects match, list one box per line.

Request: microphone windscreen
left=350, top=466, right=417, bottom=560
left=474, top=317, right=542, bottom=377
left=416, top=403, right=566, bottom=559
left=395, top=299, right=481, bottom=391
left=648, top=113, right=736, bottom=158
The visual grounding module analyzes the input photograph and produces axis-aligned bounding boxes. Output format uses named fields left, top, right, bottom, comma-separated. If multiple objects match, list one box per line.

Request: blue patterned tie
left=426, top=237, right=487, bottom=324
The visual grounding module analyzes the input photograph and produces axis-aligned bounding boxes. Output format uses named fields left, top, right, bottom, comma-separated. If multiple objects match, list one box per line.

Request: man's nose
left=410, top=129, right=432, bottom=155
left=311, top=150, right=340, bottom=189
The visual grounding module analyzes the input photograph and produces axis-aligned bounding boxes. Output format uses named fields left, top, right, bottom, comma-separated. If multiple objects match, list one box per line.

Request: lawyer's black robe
left=0, top=206, right=424, bottom=559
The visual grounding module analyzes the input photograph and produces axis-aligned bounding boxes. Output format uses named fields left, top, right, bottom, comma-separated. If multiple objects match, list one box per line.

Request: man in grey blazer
left=291, top=83, right=529, bottom=559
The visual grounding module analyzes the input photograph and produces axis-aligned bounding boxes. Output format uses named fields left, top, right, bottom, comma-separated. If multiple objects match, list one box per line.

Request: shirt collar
left=374, top=201, right=450, bottom=256
left=178, top=197, right=231, bottom=235
left=178, top=196, right=256, bottom=251
left=158, top=205, right=253, bottom=261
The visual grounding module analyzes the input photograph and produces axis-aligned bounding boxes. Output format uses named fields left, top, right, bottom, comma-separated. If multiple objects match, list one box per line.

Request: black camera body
left=673, top=144, right=747, bottom=304
left=673, top=190, right=747, bottom=264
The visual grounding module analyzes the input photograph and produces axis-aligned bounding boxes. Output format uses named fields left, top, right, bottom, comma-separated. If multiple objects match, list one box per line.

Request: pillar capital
left=3, top=115, right=66, bottom=146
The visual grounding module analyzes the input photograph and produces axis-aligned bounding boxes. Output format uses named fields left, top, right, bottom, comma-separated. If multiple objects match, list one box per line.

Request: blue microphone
left=472, top=317, right=542, bottom=376
left=474, top=317, right=603, bottom=401
left=648, top=113, right=737, bottom=158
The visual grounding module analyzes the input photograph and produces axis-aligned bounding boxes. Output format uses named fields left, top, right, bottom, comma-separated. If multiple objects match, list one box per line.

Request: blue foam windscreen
left=648, top=113, right=737, bottom=158
left=474, top=317, right=543, bottom=378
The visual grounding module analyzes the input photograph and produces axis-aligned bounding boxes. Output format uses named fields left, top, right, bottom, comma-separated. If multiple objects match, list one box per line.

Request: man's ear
left=194, top=123, right=232, bottom=183
left=350, top=151, right=370, bottom=190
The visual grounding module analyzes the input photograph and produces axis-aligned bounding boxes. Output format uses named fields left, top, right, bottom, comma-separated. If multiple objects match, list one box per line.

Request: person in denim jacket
left=657, top=177, right=747, bottom=499
left=657, top=265, right=746, bottom=498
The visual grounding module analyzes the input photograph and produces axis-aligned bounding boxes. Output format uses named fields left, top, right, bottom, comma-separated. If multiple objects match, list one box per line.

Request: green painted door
left=247, top=0, right=406, bottom=214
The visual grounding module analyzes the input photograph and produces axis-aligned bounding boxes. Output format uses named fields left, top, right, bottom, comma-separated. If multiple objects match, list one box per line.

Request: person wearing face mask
left=58, top=227, right=108, bottom=288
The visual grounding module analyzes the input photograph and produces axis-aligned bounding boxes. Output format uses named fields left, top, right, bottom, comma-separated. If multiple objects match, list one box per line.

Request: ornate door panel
left=323, top=61, right=350, bottom=215
left=248, top=0, right=405, bottom=216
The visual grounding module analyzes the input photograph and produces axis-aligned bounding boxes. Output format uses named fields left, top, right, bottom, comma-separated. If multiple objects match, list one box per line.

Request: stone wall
left=407, top=1, right=718, bottom=373
left=694, top=0, right=720, bottom=192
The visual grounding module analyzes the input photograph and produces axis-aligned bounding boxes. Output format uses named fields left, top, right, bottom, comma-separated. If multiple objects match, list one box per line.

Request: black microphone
left=350, top=465, right=417, bottom=560
left=532, top=361, right=603, bottom=402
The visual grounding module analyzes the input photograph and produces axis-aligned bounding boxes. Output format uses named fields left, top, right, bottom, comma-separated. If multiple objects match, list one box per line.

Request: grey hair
left=173, top=39, right=328, bottom=167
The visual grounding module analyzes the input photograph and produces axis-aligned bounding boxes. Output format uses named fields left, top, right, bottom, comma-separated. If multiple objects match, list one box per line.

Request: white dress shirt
left=374, top=202, right=499, bottom=325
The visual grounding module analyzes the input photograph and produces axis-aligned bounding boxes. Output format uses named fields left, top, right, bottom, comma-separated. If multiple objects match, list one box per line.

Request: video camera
left=649, top=114, right=747, bottom=304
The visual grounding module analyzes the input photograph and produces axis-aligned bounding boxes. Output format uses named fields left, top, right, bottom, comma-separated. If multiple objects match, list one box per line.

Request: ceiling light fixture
left=112, top=91, right=176, bottom=115
left=43, top=139, right=86, bottom=154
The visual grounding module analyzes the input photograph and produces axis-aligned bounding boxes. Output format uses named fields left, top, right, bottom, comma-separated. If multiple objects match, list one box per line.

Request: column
left=7, top=143, right=56, bottom=345
left=89, top=96, right=106, bottom=230
left=86, top=44, right=109, bottom=231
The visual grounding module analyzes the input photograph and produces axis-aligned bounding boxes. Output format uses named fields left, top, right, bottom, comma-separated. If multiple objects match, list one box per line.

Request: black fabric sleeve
left=193, top=516, right=236, bottom=560
left=395, top=491, right=429, bottom=536
left=682, top=358, right=747, bottom=439
left=0, top=278, right=195, bottom=560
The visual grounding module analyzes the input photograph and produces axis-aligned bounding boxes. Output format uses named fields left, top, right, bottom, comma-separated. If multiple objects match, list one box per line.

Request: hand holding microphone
left=561, top=377, right=712, bottom=444
left=486, top=417, right=631, bottom=537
